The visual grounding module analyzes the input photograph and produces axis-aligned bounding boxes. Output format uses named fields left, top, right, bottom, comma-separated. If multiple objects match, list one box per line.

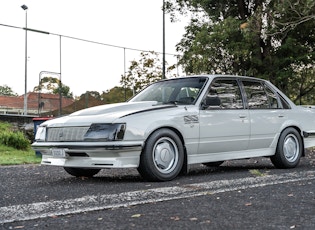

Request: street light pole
left=162, top=0, right=166, bottom=79
left=59, top=35, right=62, bottom=116
left=18, top=25, right=61, bottom=116
left=21, top=4, right=28, bottom=115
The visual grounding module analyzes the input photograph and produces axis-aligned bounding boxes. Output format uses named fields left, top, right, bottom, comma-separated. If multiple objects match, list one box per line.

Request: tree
left=101, top=87, right=133, bottom=104
left=0, top=85, right=17, bottom=96
left=33, top=76, right=73, bottom=98
left=288, top=63, right=315, bottom=104
left=80, top=91, right=101, bottom=100
left=120, top=51, right=176, bottom=94
left=165, top=0, right=315, bottom=103
left=78, top=91, right=104, bottom=108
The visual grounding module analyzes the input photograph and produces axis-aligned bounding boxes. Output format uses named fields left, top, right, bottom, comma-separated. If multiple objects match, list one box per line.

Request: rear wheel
left=137, top=128, right=184, bottom=182
left=64, top=167, right=101, bottom=177
left=270, top=128, right=302, bottom=168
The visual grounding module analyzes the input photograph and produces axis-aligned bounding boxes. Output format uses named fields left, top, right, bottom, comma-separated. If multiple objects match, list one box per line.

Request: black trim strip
left=303, top=131, right=315, bottom=138
left=65, top=145, right=141, bottom=150
left=120, top=105, right=177, bottom=118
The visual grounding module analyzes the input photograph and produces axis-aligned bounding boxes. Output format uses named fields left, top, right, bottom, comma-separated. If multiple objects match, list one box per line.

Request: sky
left=0, top=0, right=188, bottom=96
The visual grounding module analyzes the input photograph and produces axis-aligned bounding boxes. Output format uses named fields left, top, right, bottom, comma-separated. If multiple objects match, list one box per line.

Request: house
left=0, top=92, right=74, bottom=116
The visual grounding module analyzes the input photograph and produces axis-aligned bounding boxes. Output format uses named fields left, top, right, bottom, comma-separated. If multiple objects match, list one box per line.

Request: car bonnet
left=40, top=101, right=176, bottom=127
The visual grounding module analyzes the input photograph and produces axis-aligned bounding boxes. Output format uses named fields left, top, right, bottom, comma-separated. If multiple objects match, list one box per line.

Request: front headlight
left=83, top=123, right=126, bottom=142
left=35, top=126, right=46, bottom=142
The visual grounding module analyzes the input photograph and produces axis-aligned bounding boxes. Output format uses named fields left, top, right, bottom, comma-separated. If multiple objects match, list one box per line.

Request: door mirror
left=201, top=96, right=221, bottom=110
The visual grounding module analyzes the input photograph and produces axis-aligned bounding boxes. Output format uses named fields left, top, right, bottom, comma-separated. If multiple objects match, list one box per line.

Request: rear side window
left=242, top=81, right=268, bottom=109
left=265, top=84, right=280, bottom=108
left=242, top=80, right=282, bottom=109
left=278, top=94, right=291, bottom=109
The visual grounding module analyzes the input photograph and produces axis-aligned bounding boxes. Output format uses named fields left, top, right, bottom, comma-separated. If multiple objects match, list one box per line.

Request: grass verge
left=0, top=121, right=41, bottom=165
left=0, top=144, right=41, bottom=165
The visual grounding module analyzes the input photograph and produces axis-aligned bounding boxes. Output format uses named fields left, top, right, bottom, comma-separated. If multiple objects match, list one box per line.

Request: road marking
left=1, top=170, right=314, bottom=224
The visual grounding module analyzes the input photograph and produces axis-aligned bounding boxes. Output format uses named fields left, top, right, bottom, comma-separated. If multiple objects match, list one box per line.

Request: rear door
left=241, top=80, right=286, bottom=149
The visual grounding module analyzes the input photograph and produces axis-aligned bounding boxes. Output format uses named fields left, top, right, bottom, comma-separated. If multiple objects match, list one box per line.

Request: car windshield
left=129, top=77, right=208, bottom=105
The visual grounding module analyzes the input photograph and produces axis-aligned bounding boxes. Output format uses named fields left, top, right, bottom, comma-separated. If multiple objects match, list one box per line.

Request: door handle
left=278, top=114, right=284, bottom=118
left=239, top=114, right=247, bottom=118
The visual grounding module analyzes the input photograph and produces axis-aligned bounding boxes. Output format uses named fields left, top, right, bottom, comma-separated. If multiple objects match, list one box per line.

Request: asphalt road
left=1, top=150, right=315, bottom=230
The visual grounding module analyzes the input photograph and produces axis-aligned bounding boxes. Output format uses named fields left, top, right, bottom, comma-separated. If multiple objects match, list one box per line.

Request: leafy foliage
left=84, top=91, right=101, bottom=100
left=0, top=124, right=41, bottom=164
left=0, top=85, right=17, bottom=96
left=120, top=51, right=177, bottom=94
left=33, top=76, right=73, bottom=98
left=101, top=87, right=133, bottom=103
left=0, top=122, right=30, bottom=150
left=166, top=0, right=315, bottom=104
left=0, top=122, right=11, bottom=131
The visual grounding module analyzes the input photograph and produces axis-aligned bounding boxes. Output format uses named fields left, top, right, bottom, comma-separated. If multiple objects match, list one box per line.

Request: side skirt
left=187, top=148, right=275, bottom=165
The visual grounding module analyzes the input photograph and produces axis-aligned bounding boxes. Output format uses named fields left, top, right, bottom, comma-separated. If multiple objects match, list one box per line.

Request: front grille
left=46, top=126, right=90, bottom=142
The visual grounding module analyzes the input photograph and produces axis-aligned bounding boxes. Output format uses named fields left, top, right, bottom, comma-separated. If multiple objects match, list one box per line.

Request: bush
left=0, top=130, right=30, bottom=150
left=0, top=122, right=11, bottom=131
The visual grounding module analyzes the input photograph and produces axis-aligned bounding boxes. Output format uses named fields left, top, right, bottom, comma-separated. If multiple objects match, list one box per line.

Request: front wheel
left=137, top=128, right=184, bottom=182
left=270, top=128, right=302, bottom=169
left=64, top=167, right=101, bottom=177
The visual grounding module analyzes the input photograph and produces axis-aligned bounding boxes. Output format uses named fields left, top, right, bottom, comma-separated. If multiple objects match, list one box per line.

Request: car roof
left=164, top=74, right=269, bottom=83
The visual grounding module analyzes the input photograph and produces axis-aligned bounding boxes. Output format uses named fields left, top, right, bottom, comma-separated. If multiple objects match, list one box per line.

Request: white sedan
left=32, top=75, right=315, bottom=181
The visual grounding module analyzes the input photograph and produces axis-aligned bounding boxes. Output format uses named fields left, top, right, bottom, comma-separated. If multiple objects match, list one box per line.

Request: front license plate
left=51, top=149, right=66, bottom=158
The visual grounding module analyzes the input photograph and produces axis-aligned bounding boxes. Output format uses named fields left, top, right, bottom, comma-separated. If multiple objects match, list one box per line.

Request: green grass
left=0, top=144, right=41, bottom=165
left=0, top=121, right=41, bottom=165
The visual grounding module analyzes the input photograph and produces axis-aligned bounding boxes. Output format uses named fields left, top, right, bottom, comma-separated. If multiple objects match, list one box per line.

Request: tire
left=137, top=128, right=184, bottom=182
left=203, top=161, right=224, bottom=167
left=270, top=128, right=302, bottom=169
left=64, top=167, right=101, bottom=177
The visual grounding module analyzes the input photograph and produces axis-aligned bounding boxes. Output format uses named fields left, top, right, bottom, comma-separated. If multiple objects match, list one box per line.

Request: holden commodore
left=32, top=75, right=315, bottom=181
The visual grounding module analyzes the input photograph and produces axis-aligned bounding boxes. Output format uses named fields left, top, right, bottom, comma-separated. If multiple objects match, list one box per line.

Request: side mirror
left=201, top=96, right=221, bottom=110
left=201, top=98, right=208, bottom=110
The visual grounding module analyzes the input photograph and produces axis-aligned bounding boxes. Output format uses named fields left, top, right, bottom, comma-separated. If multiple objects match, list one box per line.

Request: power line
left=0, top=23, right=21, bottom=30
left=0, top=23, right=180, bottom=57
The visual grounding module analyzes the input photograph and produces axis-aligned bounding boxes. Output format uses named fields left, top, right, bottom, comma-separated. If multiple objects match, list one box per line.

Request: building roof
left=0, top=92, right=74, bottom=115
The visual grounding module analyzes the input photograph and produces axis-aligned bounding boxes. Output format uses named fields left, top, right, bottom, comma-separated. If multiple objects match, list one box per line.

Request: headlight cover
left=35, top=126, right=46, bottom=142
left=84, top=123, right=126, bottom=142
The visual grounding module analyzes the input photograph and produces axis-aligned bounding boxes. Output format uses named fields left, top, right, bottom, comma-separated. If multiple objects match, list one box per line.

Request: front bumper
left=32, top=141, right=143, bottom=168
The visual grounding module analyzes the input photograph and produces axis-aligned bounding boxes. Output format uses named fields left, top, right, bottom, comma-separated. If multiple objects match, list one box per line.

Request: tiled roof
left=0, top=92, right=74, bottom=114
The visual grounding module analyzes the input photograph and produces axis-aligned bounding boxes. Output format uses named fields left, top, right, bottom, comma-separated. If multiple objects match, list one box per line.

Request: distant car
left=32, top=75, right=315, bottom=181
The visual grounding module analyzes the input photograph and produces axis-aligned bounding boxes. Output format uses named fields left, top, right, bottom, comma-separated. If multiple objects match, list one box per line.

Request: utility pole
left=162, top=0, right=166, bottom=79
left=21, top=4, right=28, bottom=115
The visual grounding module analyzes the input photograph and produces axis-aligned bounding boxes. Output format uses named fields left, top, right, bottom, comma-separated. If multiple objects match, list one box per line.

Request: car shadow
left=46, top=156, right=313, bottom=184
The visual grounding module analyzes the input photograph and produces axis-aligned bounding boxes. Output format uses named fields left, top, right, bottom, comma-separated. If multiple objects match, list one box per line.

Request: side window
left=242, top=81, right=268, bottom=109
left=204, top=79, right=244, bottom=109
left=176, top=87, right=200, bottom=104
left=143, top=86, right=174, bottom=102
left=278, top=94, right=291, bottom=109
left=265, top=85, right=280, bottom=108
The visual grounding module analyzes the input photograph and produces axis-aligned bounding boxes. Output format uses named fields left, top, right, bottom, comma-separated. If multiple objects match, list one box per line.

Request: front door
left=198, top=78, right=250, bottom=157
